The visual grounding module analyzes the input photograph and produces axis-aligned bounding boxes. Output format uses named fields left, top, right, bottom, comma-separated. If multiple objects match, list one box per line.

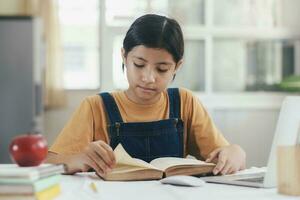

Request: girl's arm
left=46, top=140, right=116, bottom=177
left=46, top=97, right=116, bottom=176
left=181, top=88, right=246, bottom=174
left=46, top=152, right=83, bottom=174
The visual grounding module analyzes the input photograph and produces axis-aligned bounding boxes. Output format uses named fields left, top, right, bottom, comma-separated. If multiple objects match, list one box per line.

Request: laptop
left=201, top=96, right=300, bottom=188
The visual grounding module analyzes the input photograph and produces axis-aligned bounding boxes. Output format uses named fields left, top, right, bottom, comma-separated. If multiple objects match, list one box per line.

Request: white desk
left=56, top=172, right=299, bottom=200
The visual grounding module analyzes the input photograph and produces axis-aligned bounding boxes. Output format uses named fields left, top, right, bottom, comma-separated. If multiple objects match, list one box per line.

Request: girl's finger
left=213, top=153, right=227, bottom=175
left=92, top=143, right=114, bottom=167
left=100, top=143, right=116, bottom=166
left=88, top=150, right=111, bottom=172
left=228, top=166, right=238, bottom=174
left=206, top=148, right=221, bottom=163
left=84, top=154, right=105, bottom=177
left=220, top=160, right=231, bottom=175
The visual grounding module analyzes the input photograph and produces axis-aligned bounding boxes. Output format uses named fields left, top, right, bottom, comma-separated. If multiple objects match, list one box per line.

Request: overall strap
left=99, top=92, right=123, bottom=124
left=167, top=88, right=181, bottom=119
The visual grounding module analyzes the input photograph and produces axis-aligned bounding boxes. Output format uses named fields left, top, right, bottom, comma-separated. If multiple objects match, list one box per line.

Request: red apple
left=9, top=133, right=48, bottom=167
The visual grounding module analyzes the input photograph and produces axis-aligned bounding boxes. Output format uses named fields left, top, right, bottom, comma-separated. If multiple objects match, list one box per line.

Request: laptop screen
left=264, top=96, right=300, bottom=187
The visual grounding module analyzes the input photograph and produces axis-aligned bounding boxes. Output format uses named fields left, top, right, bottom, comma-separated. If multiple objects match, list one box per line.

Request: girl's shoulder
left=84, top=91, right=125, bottom=107
left=178, top=87, right=199, bottom=102
left=80, top=94, right=101, bottom=111
left=177, top=87, right=206, bottom=110
left=79, top=92, right=120, bottom=114
left=85, top=94, right=101, bottom=103
left=178, top=87, right=193, bottom=96
left=84, top=91, right=123, bottom=102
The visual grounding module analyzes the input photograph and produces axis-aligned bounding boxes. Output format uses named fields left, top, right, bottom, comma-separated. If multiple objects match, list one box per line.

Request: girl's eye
left=157, top=68, right=168, bottom=73
left=134, top=63, right=144, bottom=68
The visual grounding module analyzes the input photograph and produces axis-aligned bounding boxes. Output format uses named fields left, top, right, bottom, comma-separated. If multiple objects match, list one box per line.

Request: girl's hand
left=205, top=144, right=246, bottom=175
left=74, top=140, right=116, bottom=177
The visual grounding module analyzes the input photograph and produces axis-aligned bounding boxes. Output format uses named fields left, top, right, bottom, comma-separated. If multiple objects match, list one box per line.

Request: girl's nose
left=142, top=70, right=155, bottom=83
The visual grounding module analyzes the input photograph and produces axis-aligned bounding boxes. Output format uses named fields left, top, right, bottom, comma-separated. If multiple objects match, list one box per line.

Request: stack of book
left=0, top=164, right=65, bottom=200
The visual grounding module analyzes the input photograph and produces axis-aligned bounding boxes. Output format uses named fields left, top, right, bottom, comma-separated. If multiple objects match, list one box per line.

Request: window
left=171, top=40, right=205, bottom=91
left=213, top=39, right=298, bottom=92
left=102, top=0, right=300, bottom=92
left=210, top=0, right=300, bottom=92
left=58, top=0, right=100, bottom=89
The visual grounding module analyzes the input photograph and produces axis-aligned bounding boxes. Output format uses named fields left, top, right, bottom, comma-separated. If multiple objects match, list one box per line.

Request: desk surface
left=56, top=172, right=299, bottom=200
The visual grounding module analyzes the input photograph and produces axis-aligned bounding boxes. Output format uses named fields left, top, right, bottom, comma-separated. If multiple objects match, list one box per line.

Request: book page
left=114, top=144, right=159, bottom=170
left=150, top=157, right=214, bottom=171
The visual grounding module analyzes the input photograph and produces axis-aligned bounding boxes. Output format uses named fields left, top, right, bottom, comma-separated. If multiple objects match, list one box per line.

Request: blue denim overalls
left=99, top=88, right=184, bottom=162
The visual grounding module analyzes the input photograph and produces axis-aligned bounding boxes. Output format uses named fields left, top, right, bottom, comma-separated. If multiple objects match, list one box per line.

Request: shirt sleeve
left=49, top=98, right=95, bottom=155
left=182, top=89, right=229, bottom=159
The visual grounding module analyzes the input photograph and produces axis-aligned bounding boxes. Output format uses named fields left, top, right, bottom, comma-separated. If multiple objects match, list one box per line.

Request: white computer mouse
left=160, top=175, right=206, bottom=187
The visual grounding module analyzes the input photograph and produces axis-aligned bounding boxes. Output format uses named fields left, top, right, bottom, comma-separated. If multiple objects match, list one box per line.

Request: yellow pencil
left=90, top=182, right=98, bottom=193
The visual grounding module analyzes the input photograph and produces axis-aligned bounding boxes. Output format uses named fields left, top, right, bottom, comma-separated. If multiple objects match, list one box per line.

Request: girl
left=46, top=14, right=246, bottom=177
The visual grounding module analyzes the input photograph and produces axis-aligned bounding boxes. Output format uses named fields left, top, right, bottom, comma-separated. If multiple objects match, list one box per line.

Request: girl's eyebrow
left=133, top=56, right=147, bottom=62
left=133, top=56, right=173, bottom=65
left=156, top=61, right=173, bottom=66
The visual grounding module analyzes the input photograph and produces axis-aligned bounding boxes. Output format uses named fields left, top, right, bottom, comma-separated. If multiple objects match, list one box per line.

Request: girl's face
left=122, top=45, right=182, bottom=105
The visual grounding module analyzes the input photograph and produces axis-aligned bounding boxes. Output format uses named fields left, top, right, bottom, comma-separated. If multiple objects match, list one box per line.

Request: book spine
left=0, top=186, right=33, bottom=194
left=0, top=171, right=39, bottom=181
left=0, top=165, right=65, bottom=183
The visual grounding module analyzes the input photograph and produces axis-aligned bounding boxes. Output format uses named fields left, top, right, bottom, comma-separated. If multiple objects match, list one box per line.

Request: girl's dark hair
left=122, top=14, right=184, bottom=70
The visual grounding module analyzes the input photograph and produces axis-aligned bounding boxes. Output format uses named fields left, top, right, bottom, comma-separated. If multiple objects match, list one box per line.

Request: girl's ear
left=121, top=48, right=126, bottom=64
left=174, top=59, right=183, bottom=74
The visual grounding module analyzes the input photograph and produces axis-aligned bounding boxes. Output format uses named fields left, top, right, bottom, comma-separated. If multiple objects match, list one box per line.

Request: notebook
left=201, top=96, right=300, bottom=188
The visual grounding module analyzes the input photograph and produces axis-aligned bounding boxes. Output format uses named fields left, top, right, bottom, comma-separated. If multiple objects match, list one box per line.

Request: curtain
left=23, top=0, right=67, bottom=109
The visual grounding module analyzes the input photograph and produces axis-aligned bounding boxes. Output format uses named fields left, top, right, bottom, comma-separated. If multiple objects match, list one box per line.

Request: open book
left=103, top=144, right=215, bottom=181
